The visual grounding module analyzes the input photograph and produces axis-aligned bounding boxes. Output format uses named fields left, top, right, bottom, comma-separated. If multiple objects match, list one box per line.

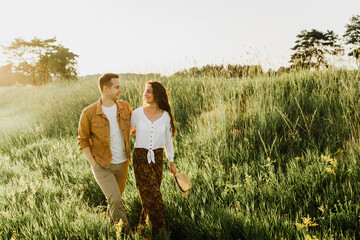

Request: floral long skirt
left=133, top=148, right=165, bottom=235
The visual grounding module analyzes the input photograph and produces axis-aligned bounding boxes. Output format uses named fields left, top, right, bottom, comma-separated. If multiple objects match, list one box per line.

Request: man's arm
left=82, top=147, right=96, bottom=168
left=77, top=109, right=95, bottom=167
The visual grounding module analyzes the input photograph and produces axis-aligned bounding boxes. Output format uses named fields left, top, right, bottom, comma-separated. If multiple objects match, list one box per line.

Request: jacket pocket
left=93, top=121, right=107, bottom=127
left=92, top=121, right=108, bottom=136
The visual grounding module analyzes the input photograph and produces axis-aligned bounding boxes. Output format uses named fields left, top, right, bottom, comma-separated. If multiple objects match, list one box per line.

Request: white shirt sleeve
left=130, top=109, right=137, bottom=132
left=164, top=115, right=174, bottom=162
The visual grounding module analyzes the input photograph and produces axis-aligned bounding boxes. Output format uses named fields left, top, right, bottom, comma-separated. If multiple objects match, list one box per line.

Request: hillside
left=0, top=69, right=359, bottom=239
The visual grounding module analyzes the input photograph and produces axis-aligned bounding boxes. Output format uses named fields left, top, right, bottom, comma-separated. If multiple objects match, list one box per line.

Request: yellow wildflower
left=305, top=235, right=319, bottom=240
left=295, top=215, right=318, bottom=231
left=115, top=219, right=124, bottom=238
left=321, top=155, right=337, bottom=167
left=326, top=167, right=336, bottom=175
left=145, top=214, right=150, bottom=226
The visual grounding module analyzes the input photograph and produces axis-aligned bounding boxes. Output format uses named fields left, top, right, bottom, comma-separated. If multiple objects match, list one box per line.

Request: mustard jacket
left=77, top=97, right=132, bottom=168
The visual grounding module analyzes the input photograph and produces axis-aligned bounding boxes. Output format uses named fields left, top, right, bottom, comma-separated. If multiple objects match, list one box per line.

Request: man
left=77, top=73, right=132, bottom=231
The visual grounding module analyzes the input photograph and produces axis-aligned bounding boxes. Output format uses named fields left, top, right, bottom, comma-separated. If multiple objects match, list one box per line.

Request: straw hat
left=174, top=172, right=192, bottom=199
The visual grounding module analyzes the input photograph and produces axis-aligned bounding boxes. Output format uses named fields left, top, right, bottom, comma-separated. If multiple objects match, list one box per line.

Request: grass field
left=0, top=69, right=359, bottom=239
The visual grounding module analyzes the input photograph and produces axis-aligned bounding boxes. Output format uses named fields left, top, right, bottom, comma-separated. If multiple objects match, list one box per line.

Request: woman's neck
left=144, top=103, right=160, bottom=113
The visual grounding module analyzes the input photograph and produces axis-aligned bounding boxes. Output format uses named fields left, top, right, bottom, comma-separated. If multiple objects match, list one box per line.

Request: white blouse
left=130, top=107, right=174, bottom=164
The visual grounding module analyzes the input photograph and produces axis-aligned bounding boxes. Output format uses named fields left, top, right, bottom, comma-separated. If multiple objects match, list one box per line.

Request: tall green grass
left=0, top=69, right=359, bottom=239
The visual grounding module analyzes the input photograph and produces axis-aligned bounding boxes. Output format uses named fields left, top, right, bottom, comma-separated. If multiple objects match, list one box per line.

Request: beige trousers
left=92, top=160, right=130, bottom=230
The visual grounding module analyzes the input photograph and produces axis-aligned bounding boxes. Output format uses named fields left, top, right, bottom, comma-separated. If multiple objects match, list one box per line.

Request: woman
left=130, top=81, right=177, bottom=236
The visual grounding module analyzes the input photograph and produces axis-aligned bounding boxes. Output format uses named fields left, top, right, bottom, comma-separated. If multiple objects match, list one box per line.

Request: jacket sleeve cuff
left=78, top=141, right=90, bottom=150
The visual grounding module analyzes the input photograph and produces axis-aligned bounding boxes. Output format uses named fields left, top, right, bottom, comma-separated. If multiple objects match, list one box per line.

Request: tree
left=199, top=64, right=225, bottom=77
left=242, top=65, right=263, bottom=77
left=3, top=37, right=78, bottom=85
left=0, top=64, right=30, bottom=86
left=290, top=29, right=343, bottom=69
left=343, top=15, right=360, bottom=66
left=227, top=64, right=242, bottom=78
left=276, top=66, right=290, bottom=75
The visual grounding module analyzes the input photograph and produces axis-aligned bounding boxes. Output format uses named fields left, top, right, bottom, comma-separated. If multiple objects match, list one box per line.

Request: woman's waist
left=134, top=147, right=164, bottom=152
left=134, top=142, right=165, bottom=149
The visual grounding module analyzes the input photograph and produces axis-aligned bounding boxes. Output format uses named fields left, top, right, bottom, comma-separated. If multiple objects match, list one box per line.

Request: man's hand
left=89, top=159, right=96, bottom=168
left=82, top=147, right=96, bottom=168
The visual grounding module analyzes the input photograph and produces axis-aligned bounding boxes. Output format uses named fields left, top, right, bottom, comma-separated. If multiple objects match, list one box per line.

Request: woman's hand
left=169, top=162, right=177, bottom=176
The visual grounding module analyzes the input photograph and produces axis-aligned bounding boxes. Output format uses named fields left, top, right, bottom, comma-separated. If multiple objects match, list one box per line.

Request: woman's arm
left=130, top=109, right=137, bottom=134
left=165, top=116, right=176, bottom=175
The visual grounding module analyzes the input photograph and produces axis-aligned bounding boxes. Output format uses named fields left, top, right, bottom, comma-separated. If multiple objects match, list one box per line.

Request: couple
left=77, top=73, right=177, bottom=236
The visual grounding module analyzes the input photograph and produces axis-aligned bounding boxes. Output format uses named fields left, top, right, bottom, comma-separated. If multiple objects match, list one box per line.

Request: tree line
left=0, top=37, right=78, bottom=86
left=172, top=14, right=360, bottom=78
left=0, top=14, right=359, bottom=86
left=289, top=14, right=359, bottom=70
left=171, top=64, right=264, bottom=78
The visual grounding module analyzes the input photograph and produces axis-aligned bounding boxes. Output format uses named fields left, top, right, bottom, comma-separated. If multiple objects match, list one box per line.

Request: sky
left=0, top=0, right=359, bottom=76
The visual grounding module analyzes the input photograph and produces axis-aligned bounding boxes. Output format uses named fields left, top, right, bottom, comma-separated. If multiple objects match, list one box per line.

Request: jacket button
left=105, top=134, right=108, bottom=137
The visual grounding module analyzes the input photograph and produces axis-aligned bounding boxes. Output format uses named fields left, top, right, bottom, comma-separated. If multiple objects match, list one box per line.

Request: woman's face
left=143, top=84, right=155, bottom=104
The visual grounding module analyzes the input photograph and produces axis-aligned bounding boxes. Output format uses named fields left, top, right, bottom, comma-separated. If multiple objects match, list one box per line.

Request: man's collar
left=96, top=97, right=124, bottom=115
left=95, top=97, right=104, bottom=115
left=115, top=100, right=125, bottom=111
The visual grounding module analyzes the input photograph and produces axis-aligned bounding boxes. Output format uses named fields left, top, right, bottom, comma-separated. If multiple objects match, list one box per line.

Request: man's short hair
left=98, top=73, right=119, bottom=92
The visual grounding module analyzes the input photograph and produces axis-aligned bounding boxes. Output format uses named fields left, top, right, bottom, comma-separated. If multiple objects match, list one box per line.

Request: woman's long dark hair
left=146, top=81, right=176, bottom=137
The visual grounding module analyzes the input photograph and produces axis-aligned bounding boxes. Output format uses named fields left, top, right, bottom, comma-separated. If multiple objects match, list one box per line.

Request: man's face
left=104, top=78, right=122, bottom=100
